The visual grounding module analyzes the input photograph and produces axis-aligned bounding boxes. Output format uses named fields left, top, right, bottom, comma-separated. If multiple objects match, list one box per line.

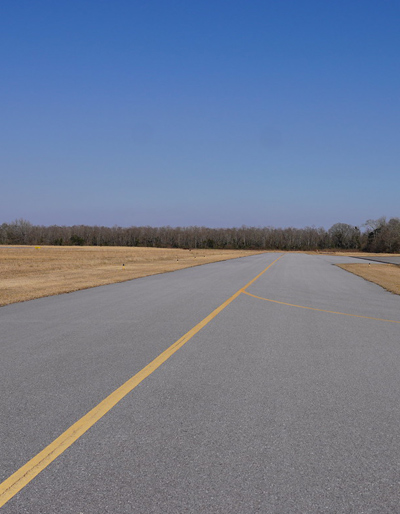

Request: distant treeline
left=1, top=217, right=399, bottom=252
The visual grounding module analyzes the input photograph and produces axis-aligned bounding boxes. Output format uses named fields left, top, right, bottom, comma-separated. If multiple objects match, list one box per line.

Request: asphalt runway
left=1, top=253, right=400, bottom=513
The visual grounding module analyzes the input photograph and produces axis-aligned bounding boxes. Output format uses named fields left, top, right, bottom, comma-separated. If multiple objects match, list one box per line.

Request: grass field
left=0, top=246, right=265, bottom=306
left=336, top=263, right=400, bottom=295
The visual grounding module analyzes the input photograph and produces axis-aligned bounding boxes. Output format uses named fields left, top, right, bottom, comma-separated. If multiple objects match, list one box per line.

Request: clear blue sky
left=1, top=0, right=399, bottom=229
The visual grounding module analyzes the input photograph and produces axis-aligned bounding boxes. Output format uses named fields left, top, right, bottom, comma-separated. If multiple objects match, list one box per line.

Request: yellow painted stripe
left=0, top=253, right=283, bottom=507
left=242, top=290, right=400, bottom=323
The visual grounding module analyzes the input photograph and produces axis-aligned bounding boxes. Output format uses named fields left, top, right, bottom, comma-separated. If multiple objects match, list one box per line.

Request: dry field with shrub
left=0, top=246, right=265, bottom=306
left=336, top=263, right=400, bottom=295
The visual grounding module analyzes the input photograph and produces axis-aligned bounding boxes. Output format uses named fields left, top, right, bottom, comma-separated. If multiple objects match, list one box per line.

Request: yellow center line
left=242, top=290, right=400, bottom=323
left=0, top=253, right=284, bottom=508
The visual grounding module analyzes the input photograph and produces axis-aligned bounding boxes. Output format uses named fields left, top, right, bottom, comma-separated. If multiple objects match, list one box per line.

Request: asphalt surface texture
left=353, top=255, right=400, bottom=265
left=1, top=252, right=400, bottom=513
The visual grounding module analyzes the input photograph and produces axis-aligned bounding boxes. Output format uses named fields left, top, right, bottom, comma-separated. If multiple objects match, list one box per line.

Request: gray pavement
left=1, top=253, right=400, bottom=513
left=353, top=255, right=400, bottom=265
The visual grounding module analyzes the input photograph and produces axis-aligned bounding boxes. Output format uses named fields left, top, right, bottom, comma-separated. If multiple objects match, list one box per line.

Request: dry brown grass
left=0, top=246, right=266, bottom=306
left=337, top=263, right=400, bottom=295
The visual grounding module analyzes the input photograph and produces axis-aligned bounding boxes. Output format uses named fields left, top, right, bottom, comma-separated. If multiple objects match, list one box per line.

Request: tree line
left=1, top=217, right=399, bottom=252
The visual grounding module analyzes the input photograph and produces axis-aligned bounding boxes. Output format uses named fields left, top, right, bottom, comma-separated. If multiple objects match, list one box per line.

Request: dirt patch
left=0, top=246, right=266, bottom=306
left=337, top=263, right=400, bottom=295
